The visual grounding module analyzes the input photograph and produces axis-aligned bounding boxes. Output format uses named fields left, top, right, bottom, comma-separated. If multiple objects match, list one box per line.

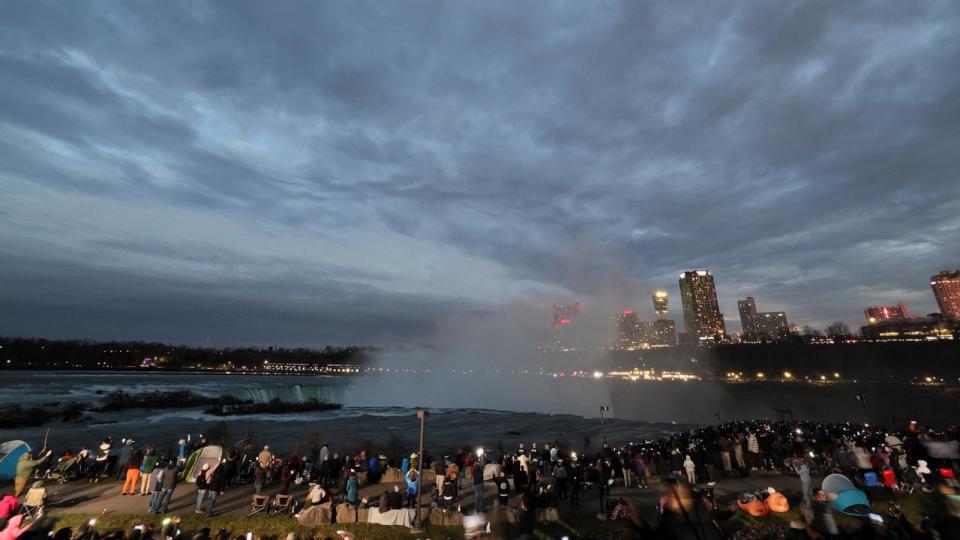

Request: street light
left=600, top=405, right=610, bottom=447
left=412, top=409, right=428, bottom=532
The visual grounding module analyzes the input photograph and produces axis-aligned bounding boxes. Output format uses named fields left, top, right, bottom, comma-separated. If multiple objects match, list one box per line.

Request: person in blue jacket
left=345, top=470, right=359, bottom=505
left=404, top=469, right=419, bottom=508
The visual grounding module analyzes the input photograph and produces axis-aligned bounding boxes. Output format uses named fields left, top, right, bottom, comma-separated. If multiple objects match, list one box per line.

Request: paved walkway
left=20, top=469, right=811, bottom=520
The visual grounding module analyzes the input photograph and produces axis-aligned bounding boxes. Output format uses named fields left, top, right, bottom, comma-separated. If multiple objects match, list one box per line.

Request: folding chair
left=271, top=494, right=293, bottom=516
left=248, top=495, right=269, bottom=517
left=21, top=487, right=46, bottom=520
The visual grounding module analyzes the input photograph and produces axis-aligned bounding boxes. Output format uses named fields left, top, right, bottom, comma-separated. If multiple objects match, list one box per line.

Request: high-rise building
left=614, top=310, right=642, bottom=350
left=864, top=303, right=908, bottom=324
left=552, top=302, right=582, bottom=328
left=645, top=319, right=678, bottom=347
left=931, top=270, right=960, bottom=320
left=678, top=270, right=726, bottom=342
left=652, top=291, right=669, bottom=319
left=738, top=297, right=760, bottom=340
left=738, top=296, right=789, bottom=342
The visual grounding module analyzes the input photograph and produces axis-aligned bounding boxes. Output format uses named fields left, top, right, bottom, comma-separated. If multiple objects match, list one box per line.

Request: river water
left=1, top=371, right=955, bottom=456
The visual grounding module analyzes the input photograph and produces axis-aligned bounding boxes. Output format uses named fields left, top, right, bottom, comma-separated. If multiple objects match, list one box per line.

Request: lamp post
left=600, top=405, right=609, bottom=447
left=412, top=409, right=428, bottom=532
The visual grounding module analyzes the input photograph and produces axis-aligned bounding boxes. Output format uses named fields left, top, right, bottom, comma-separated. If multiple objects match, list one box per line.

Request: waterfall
left=226, top=383, right=346, bottom=404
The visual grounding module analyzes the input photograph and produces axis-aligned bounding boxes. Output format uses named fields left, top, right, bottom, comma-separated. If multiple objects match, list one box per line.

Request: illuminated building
left=546, top=302, right=582, bottom=351
left=614, top=310, right=642, bottom=350
left=738, top=297, right=790, bottom=342
left=644, top=319, right=677, bottom=347
left=652, top=291, right=669, bottom=319
left=860, top=315, right=958, bottom=342
left=678, top=270, right=726, bottom=342
left=552, top=302, right=582, bottom=327
left=738, top=297, right=760, bottom=339
left=931, top=270, right=960, bottom=320
left=864, top=302, right=908, bottom=324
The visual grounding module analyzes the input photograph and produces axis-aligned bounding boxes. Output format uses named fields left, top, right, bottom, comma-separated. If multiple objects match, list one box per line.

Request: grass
left=44, top=514, right=464, bottom=540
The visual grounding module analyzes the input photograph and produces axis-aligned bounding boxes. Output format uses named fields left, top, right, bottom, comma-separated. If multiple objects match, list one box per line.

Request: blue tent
left=831, top=488, right=871, bottom=517
left=0, top=440, right=31, bottom=480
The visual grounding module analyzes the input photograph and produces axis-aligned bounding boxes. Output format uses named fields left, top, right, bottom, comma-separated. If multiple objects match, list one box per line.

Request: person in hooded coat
left=345, top=470, right=359, bottom=505
left=116, top=439, right=134, bottom=480
left=15, top=450, right=52, bottom=498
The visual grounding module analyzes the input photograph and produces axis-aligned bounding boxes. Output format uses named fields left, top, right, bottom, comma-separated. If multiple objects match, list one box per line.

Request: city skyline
left=601, top=266, right=959, bottom=339
left=2, top=2, right=960, bottom=346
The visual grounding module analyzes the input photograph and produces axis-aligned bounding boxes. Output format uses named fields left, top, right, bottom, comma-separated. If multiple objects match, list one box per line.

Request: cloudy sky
left=1, top=1, right=958, bottom=346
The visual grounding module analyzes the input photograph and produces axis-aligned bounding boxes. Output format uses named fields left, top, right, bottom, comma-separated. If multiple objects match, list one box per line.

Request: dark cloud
left=1, top=0, right=959, bottom=345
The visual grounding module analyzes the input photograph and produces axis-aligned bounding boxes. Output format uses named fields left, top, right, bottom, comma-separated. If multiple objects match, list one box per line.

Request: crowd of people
left=2, top=418, right=959, bottom=538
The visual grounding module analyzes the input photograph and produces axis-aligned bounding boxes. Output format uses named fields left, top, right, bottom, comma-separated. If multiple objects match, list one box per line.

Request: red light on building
left=559, top=318, right=572, bottom=325
left=623, top=310, right=634, bottom=315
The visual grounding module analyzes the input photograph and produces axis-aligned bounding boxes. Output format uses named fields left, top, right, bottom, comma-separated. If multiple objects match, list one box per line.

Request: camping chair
left=271, top=494, right=294, bottom=516
left=21, top=487, right=46, bottom=519
left=248, top=495, right=270, bottom=517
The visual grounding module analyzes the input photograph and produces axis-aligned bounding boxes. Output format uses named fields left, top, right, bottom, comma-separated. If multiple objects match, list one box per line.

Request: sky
left=1, top=1, right=959, bottom=347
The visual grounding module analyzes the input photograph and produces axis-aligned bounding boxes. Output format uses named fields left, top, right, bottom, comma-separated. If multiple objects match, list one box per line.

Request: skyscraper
left=737, top=297, right=759, bottom=340
left=552, top=302, right=581, bottom=327
left=864, top=303, right=908, bottom=324
left=678, top=270, right=726, bottom=341
left=652, top=291, right=669, bottom=319
left=738, top=296, right=789, bottom=342
left=614, top=310, right=642, bottom=350
left=931, top=270, right=960, bottom=320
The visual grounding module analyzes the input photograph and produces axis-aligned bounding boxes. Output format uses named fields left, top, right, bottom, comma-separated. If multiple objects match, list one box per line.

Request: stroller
left=45, top=453, right=85, bottom=485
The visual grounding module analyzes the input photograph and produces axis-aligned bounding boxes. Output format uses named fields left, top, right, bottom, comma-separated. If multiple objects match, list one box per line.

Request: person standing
left=734, top=436, right=746, bottom=470
left=683, top=455, right=696, bottom=485
left=151, top=461, right=178, bottom=514
left=496, top=471, right=510, bottom=507
left=139, top=449, right=158, bottom=495
left=570, top=461, right=582, bottom=508
left=345, top=470, right=359, bottom=505
left=404, top=469, right=418, bottom=508
left=746, top=432, right=760, bottom=470
left=177, top=439, right=188, bottom=465
left=278, top=460, right=293, bottom=495
left=254, top=462, right=266, bottom=496
left=93, top=438, right=111, bottom=483
left=633, top=453, right=648, bottom=489
left=793, top=458, right=812, bottom=507
left=258, top=446, right=273, bottom=470
left=116, top=439, right=134, bottom=480
left=195, top=463, right=212, bottom=514
left=205, top=465, right=225, bottom=517
left=472, top=460, right=485, bottom=512
left=669, top=449, right=683, bottom=477
left=719, top=436, right=732, bottom=475
left=15, top=450, right=52, bottom=498
left=121, top=448, right=143, bottom=495
left=554, top=460, right=569, bottom=501
left=220, top=452, right=238, bottom=490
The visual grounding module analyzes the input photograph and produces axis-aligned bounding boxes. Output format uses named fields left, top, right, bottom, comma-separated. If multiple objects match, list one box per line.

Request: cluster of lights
left=262, top=362, right=361, bottom=374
